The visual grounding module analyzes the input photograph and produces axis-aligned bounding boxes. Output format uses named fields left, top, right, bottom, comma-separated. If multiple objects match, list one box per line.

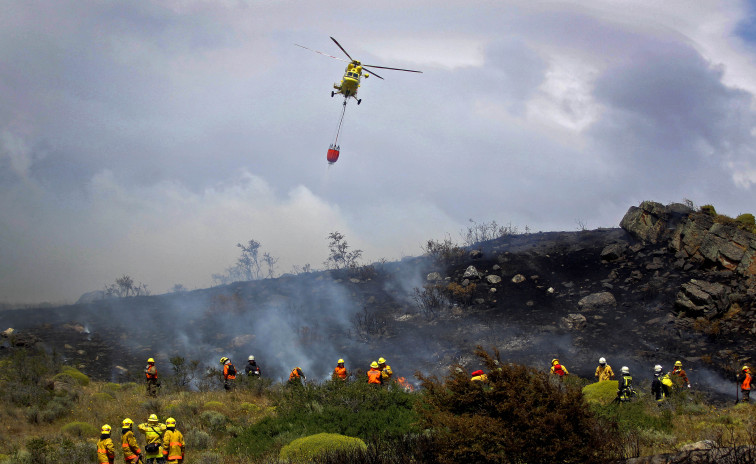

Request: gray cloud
left=1, top=1, right=756, bottom=303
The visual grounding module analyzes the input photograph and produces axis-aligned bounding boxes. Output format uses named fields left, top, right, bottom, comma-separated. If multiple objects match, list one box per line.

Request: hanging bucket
left=327, top=145, right=340, bottom=164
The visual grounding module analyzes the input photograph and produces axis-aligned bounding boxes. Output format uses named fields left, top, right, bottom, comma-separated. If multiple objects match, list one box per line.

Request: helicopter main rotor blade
left=363, top=64, right=423, bottom=73
left=330, top=37, right=354, bottom=61
left=365, top=68, right=385, bottom=80
left=295, top=43, right=349, bottom=63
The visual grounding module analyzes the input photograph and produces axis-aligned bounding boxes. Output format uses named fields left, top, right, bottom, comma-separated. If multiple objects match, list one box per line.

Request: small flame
left=396, top=376, right=414, bottom=392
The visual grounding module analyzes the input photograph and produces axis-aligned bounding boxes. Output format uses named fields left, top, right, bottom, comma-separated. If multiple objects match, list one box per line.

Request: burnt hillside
left=1, top=201, right=754, bottom=399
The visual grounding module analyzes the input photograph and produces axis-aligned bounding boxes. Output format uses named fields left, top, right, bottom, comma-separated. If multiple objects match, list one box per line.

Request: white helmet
left=621, top=366, right=630, bottom=374
left=248, top=355, right=255, bottom=361
left=599, top=357, right=606, bottom=365
left=654, top=365, right=663, bottom=373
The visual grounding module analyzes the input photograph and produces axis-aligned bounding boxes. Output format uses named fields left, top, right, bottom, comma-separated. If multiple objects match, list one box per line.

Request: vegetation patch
left=60, top=421, right=98, bottom=438
left=280, top=433, right=367, bottom=463
left=582, top=380, right=619, bottom=405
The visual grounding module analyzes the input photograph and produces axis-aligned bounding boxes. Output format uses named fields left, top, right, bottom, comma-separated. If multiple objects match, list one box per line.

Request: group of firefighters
left=287, top=357, right=394, bottom=385
left=547, top=357, right=753, bottom=403
left=97, top=414, right=184, bottom=464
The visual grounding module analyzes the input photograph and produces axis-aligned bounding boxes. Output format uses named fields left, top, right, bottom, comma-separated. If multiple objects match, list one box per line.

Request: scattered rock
left=470, top=250, right=483, bottom=260
left=578, top=292, right=617, bottom=310
left=511, top=274, right=526, bottom=284
left=560, top=314, right=587, bottom=330
left=1, top=328, right=14, bottom=337
left=486, top=275, right=502, bottom=284
left=427, top=272, right=443, bottom=282
left=601, top=242, right=628, bottom=261
left=463, top=266, right=481, bottom=279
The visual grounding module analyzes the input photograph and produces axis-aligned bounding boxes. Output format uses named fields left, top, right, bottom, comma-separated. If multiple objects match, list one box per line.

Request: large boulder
left=560, top=313, right=587, bottom=330
left=463, top=266, right=481, bottom=279
left=578, top=292, right=617, bottom=310
left=675, top=279, right=730, bottom=318
left=673, top=214, right=756, bottom=278
left=620, top=201, right=693, bottom=244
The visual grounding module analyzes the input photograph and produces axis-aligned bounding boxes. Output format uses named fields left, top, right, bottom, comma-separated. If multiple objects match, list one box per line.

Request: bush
left=700, top=204, right=717, bottom=216
left=61, top=421, right=98, bottom=438
left=229, top=379, right=418, bottom=458
left=60, top=366, right=90, bottom=386
left=186, top=429, right=213, bottom=450
left=582, top=380, right=619, bottom=405
left=203, top=401, right=225, bottom=411
left=280, top=433, right=367, bottom=463
left=193, top=451, right=223, bottom=464
left=200, top=410, right=228, bottom=432
left=416, top=346, right=618, bottom=464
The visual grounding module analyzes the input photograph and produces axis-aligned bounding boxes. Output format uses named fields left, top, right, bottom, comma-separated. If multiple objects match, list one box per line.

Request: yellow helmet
left=338, top=358, right=345, bottom=364
left=551, top=359, right=559, bottom=365
left=371, top=361, right=379, bottom=369
left=147, top=358, right=155, bottom=363
left=378, top=357, right=386, bottom=364
left=148, top=413, right=158, bottom=422
left=101, top=424, right=111, bottom=434
left=220, top=356, right=229, bottom=364
left=122, top=418, right=133, bottom=428
left=743, top=366, right=750, bottom=371
left=675, top=361, right=682, bottom=367
left=166, top=417, right=176, bottom=427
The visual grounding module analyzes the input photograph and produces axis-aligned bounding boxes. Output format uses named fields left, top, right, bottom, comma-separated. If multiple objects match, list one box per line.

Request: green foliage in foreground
left=280, top=433, right=367, bottom=463
left=582, top=380, right=619, bottom=405
left=228, top=379, right=418, bottom=459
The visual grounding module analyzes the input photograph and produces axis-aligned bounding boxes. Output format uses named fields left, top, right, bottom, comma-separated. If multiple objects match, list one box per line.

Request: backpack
left=227, top=363, right=236, bottom=376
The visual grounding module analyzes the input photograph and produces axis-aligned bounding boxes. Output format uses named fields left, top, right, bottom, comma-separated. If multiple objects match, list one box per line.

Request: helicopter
left=295, top=37, right=422, bottom=105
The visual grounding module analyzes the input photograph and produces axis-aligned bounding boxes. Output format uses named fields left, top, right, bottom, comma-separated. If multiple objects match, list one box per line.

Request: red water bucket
left=327, top=146, right=340, bottom=164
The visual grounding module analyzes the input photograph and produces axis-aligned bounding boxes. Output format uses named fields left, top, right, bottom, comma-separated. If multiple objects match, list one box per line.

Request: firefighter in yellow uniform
left=97, top=424, right=116, bottom=464
left=378, top=357, right=392, bottom=383
left=595, top=357, right=615, bottom=382
left=162, top=417, right=185, bottom=463
left=121, top=418, right=142, bottom=464
left=138, top=414, right=167, bottom=464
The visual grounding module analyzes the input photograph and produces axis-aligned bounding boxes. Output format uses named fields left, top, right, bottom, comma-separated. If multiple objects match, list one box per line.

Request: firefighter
left=97, top=424, right=116, bottom=464
left=121, top=418, right=142, bottom=464
left=671, top=360, right=691, bottom=389
left=289, top=367, right=305, bottom=385
left=367, top=361, right=382, bottom=385
left=138, top=414, right=167, bottom=464
left=162, top=417, right=185, bottom=464
left=616, top=366, right=635, bottom=402
left=550, top=358, right=569, bottom=376
left=739, top=365, right=752, bottom=403
left=595, top=357, right=615, bottom=382
left=378, top=357, right=393, bottom=383
left=651, top=365, right=673, bottom=403
left=244, top=355, right=261, bottom=378
left=220, top=356, right=236, bottom=391
left=145, top=358, right=159, bottom=398
left=333, top=358, right=348, bottom=381
left=470, top=369, right=488, bottom=382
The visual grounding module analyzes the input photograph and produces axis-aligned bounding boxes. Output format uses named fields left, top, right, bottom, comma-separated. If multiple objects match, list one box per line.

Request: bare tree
left=211, top=238, right=280, bottom=284
left=105, top=274, right=150, bottom=298
left=262, top=252, right=278, bottom=279
left=324, top=231, right=362, bottom=270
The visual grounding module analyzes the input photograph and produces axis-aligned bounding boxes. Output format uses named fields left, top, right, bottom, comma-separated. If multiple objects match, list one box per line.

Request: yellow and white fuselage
left=333, top=62, right=368, bottom=101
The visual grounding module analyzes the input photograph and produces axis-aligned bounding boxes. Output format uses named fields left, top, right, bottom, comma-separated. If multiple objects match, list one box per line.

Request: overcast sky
left=2, top=0, right=756, bottom=304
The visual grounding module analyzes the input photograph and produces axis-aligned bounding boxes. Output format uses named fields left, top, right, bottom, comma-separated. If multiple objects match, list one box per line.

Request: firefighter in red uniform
left=739, top=365, right=752, bottom=403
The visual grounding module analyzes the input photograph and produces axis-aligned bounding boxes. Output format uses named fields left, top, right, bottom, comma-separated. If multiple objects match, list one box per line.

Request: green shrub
left=582, top=380, right=619, bottom=405
left=200, top=410, right=228, bottom=432
left=240, top=402, right=260, bottom=412
left=736, top=213, right=755, bottom=225
left=700, top=204, right=717, bottom=216
left=203, top=401, right=225, bottom=410
left=186, top=429, right=213, bottom=450
left=229, top=378, right=418, bottom=458
left=416, top=346, right=617, bottom=464
left=280, top=433, right=367, bottom=463
left=104, top=382, right=122, bottom=392
left=60, top=366, right=89, bottom=386
left=60, top=421, right=98, bottom=438
left=193, top=451, right=223, bottom=464
left=93, top=392, right=114, bottom=401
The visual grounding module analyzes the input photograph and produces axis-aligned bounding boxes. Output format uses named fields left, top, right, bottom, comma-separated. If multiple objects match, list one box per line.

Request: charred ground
left=0, top=202, right=754, bottom=400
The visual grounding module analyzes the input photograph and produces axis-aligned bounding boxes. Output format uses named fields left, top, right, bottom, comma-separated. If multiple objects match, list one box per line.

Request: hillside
left=1, top=201, right=755, bottom=399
